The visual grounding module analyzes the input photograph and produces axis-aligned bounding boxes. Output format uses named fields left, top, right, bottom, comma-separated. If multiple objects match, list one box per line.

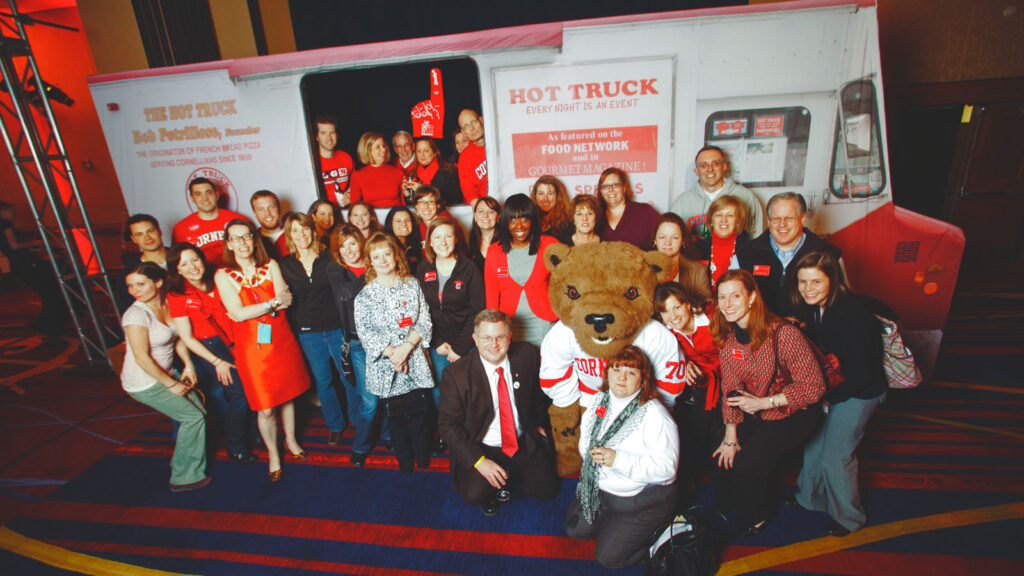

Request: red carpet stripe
left=858, top=443, right=1020, bottom=457
left=25, top=501, right=595, bottom=560
left=941, top=346, right=1024, bottom=355
left=45, top=539, right=471, bottom=576
left=113, top=446, right=453, bottom=472
left=861, top=471, right=1024, bottom=492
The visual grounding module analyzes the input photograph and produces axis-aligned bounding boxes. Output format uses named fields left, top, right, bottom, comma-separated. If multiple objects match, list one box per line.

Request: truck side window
left=830, top=80, right=886, bottom=198
left=704, top=106, right=811, bottom=188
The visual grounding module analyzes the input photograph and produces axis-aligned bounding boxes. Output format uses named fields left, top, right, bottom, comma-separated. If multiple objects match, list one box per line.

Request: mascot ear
left=643, top=250, right=673, bottom=283
left=545, top=243, right=572, bottom=273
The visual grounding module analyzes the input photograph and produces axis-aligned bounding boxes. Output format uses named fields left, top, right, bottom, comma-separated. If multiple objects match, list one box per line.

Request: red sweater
left=484, top=235, right=558, bottom=321
left=670, top=319, right=721, bottom=411
left=350, top=164, right=404, bottom=208
left=458, top=143, right=487, bottom=203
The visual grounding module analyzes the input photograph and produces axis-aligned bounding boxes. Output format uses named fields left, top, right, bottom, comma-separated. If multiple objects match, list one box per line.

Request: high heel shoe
left=289, top=450, right=308, bottom=462
left=268, top=468, right=283, bottom=482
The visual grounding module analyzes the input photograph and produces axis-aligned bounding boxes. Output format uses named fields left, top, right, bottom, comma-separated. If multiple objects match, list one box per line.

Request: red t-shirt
left=321, top=151, right=354, bottom=206
left=171, top=209, right=245, bottom=266
left=458, top=143, right=487, bottom=203
left=350, top=164, right=404, bottom=208
left=167, top=284, right=234, bottom=345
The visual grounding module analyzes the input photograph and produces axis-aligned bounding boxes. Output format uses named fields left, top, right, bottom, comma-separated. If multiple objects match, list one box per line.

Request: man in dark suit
left=439, top=309, right=560, bottom=516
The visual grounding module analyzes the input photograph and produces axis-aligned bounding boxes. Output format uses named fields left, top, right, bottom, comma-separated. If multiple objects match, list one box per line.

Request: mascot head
left=545, top=242, right=671, bottom=358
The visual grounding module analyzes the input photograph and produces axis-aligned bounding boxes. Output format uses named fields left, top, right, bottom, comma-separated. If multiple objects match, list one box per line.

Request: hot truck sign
left=494, top=59, right=673, bottom=204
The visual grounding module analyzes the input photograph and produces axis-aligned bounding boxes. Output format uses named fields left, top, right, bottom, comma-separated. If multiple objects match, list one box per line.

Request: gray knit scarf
left=576, top=391, right=644, bottom=524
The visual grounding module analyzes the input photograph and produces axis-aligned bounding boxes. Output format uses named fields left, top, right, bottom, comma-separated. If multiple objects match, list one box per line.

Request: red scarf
left=416, top=160, right=439, bottom=185
left=709, top=233, right=737, bottom=285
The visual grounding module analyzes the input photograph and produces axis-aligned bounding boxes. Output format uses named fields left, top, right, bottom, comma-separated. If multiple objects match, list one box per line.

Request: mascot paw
left=548, top=401, right=583, bottom=477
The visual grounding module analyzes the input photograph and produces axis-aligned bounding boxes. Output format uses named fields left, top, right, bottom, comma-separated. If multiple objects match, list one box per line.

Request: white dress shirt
left=578, top=390, right=679, bottom=497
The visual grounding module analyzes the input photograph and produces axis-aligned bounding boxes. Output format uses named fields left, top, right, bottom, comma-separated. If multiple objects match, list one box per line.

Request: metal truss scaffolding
left=0, top=1, right=120, bottom=369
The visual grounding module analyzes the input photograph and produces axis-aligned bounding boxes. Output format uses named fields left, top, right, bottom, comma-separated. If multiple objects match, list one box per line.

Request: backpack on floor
left=643, top=507, right=725, bottom=576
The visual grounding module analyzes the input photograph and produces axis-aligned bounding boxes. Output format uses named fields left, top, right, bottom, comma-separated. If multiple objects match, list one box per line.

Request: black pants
left=565, top=482, right=677, bottom=569
left=674, top=400, right=721, bottom=501
left=386, top=407, right=429, bottom=469
left=712, top=406, right=822, bottom=529
left=455, top=435, right=560, bottom=506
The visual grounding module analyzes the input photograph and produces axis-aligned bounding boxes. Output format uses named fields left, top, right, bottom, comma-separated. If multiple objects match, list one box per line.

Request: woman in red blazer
left=485, top=193, right=558, bottom=347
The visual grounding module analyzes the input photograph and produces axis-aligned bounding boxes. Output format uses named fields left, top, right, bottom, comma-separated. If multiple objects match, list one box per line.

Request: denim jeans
left=340, top=338, right=378, bottom=455
left=194, top=336, right=251, bottom=456
left=297, top=329, right=347, bottom=433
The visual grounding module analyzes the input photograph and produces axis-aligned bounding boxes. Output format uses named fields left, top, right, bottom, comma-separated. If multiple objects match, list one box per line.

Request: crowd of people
left=114, top=135, right=892, bottom=569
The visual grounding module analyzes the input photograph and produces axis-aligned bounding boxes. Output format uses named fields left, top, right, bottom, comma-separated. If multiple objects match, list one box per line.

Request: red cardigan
left=484, top=235, right=558, bottom=321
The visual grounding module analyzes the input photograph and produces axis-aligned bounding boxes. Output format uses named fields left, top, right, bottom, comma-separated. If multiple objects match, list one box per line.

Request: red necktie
left=496, top=367, right=518, bottom=457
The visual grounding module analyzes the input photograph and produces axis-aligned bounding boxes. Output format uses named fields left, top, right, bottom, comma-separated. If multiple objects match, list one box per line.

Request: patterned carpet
left=1, top=286, right=1022, bottom=575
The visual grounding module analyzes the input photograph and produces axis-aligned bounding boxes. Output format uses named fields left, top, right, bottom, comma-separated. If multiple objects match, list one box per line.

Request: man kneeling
left=439, top=309, right=560, bottom=516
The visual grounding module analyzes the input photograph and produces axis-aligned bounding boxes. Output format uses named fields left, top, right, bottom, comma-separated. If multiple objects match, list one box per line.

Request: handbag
left=339, top=339, right=356, bottom=384
left=773, top=321, right=844, bottom=394
left=383, top=388, right=428, bottom=418
left=876, top=314, right=923, bottom=389
left=644, top=507, right=726, bottom=576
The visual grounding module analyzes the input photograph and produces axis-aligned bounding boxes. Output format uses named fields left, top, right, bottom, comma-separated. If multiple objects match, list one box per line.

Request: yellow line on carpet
left=931, top=380, right=1024, bottom=396
left=888, top=411, right=1024, bottom=440
left=718, top=501, right=1024, bottom=576
left=0, top=527, right=198, bottom=575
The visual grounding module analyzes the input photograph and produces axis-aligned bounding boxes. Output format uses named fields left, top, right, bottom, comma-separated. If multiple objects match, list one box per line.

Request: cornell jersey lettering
left=540, top=320, right=686, bottom=409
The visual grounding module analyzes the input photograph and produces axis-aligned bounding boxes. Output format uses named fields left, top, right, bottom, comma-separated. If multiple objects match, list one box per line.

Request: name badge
left=424, top=271, right=437, bottom=282
left=594, top=406, right=607, bottom=418
left=257, top=323, right=272, bottom=344
left=496, top=266, right=509, bottom=278
left=753, top=265, right=771, bottom=276
left=398, top=317, right=413, bottom=328
left=731, top=349, right=744, bottom=361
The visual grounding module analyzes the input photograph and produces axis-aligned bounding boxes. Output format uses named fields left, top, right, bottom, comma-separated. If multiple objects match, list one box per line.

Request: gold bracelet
left=473, top=455, right=486, bottom=469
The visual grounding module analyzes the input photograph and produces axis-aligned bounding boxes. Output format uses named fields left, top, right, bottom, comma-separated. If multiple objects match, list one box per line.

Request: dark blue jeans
left=297, top=329, right=347, bottom=433
left=194, top=336, right=251, bottom=456
left=339, top=338, right=378, bottom=455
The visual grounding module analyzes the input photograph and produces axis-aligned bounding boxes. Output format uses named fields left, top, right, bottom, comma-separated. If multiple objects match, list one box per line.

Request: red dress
left=227, top=265, right=309, bottom=410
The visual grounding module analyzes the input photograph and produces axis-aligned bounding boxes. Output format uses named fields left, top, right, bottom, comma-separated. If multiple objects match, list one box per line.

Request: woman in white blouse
left=565, top=345, right=679, bottom=569
left=120, top=261, right=209, bottom=492
left=353, top=232, right=434, bottom=474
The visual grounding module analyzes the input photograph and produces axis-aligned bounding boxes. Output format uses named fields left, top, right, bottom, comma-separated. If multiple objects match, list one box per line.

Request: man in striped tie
left=439, top=309, right=561, bottom=516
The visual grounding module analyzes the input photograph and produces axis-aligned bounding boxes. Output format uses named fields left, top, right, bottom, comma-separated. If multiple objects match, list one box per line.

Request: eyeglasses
left=599, top=183, right=624, bottom=192
left=475, top=334, right=508, bottom=346
left=697, top=160, right=726, bottom=170
left=229, top=233, right=254, bottom=243
left=769, top=216, right=800, bottom=226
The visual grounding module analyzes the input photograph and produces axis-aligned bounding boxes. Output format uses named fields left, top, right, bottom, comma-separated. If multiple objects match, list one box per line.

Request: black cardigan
left=280, top=251, right=342, bottom=333
left=325, top=260, right=364, bottom=339
left=416, top=256, right=485, bottom=356
left=797, top=293, right=887, bottom=404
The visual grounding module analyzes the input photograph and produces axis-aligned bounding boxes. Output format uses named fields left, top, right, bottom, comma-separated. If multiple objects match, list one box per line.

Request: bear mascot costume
left=540, top=241, right=687, bottom=477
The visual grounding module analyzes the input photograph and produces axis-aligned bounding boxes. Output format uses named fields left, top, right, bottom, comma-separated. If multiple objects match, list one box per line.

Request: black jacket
left=325, top=260, right=364, bottom=339
left=797, top=294, right=887, bottom=404
left=416, top=256, right=485, bottom=355
left=280, top=251, right=342, bottom=333
left=736, top=229, right=841, bottom=316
